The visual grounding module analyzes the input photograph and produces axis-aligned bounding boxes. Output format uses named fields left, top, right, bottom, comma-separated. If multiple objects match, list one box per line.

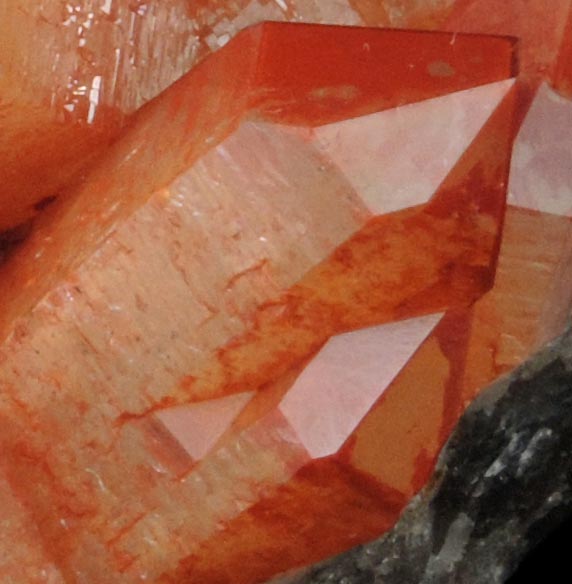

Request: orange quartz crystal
left=157, top=85, right=572, bottom=584
left=0, top=5, right=569, bottom=584
left=462, top=84, right=572, bottom=404
left=0, top=23, right=517, bottom=411
left=0, top=23, right=518, bottom=582
left=157, top=313, right=449, bottom=584
left=0, top=0, right=363, bottom=232
left=156, top=183, right=572, bottom=581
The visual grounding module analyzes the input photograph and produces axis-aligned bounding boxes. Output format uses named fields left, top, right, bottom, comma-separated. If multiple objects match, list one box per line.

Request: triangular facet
left=279, top=313, right=443, bottom=458
left=509, top=83, right=572, bottom=216
left=157, top=391, right=254, bottom=460
left=313, top=79, right=514, bottom=214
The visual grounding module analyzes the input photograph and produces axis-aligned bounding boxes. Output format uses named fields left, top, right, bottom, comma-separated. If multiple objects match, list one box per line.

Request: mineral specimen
left=0, top=23, right=518, bottom=583
left=0, top=23, right=516, bottom=409
left=0, top=0, right=456, bottom=232
left=0, top=1, right=570, bottom=582
left=156, top=87, right=572, bottom=582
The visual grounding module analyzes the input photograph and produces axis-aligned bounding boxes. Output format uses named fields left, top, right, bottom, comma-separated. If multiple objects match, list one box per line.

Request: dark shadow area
left=507, top=512, right=572, bottom=583
left=0, top=221, right=32, bottom=265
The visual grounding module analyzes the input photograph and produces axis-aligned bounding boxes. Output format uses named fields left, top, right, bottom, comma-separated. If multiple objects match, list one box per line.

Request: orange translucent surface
left=3, top=0, right=565, bottom=232
left=351, top=210, right=572, bottom=499
left=462, top=207, right=572, bottom=403
left=0, top=465, right=64, bottom=582
left=0, top=24, right=519, bottom=581
left=465, top=83, right=572, bottom=445
left=152, top=206, right=572, bottom=584
left=155, top=314, right=441, bottom=583
left=350, top=312, right=470, bottom=496
left=445, top=0, right=572, bottom=81
left=356, top=85, right=572, bottom=498
left=166, top=206, right=571, bottom=582
left=0, top=24, right=517, bottom=413
left=152, top=84, right=572, bottom=582
left=160, top=459, right=407, bottom=584
left=554, top=5, right=572, bottom=97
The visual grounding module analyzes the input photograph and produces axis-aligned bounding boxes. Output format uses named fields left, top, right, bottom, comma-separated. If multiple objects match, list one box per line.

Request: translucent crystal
left=0, top=24, right=516, bottom=581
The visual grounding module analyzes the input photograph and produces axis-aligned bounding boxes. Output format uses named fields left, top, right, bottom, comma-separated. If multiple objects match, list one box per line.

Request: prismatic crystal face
left=0, top=3, right=570, bottom=584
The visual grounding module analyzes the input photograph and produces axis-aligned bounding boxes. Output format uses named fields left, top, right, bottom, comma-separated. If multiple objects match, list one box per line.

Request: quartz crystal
left=0, top=2, right=570, bottom=584
left=464, top=83, right=572, bottom=401
left=155, top=86, right=572, bottom=584
left=0, top=22, right=519, bottom=583
left=0, top=23, right=516, bottom=410
left=0, top=0, right=455, bottom=232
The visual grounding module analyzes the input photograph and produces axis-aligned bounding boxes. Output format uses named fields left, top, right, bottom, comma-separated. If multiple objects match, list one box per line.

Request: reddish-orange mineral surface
left=0, top=22, right=520, bottom=583
left=158, top=313, right=448, bottom=584
left=0, top=464, right=65, bottom=582
left=0, top=3, right=571, bottom=584
left=0, top=23, right=517, bottom=409
left=445, top=0, right=572, bottom=82
left=157, top=82, right=572, bottom=584
left=554, top=3, right=572, bottom=97
left=4, top=0, right=569, bottom=233
left=0, top=0, right=457, bottom=232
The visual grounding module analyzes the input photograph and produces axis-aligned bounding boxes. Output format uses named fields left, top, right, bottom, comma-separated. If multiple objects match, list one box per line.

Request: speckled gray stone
left=278, top=325, right=572, bottom=584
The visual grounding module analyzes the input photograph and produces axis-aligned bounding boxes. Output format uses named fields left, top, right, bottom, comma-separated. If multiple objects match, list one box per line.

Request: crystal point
left=158, top=314, right=441, bottom=583
left=0, top=24, right=519, bottom=581
left=156, top=392, right=255, bottom=462
left=0, top=24, right=517, bottom=413
left=313, top=79, right=515, bottom=214
left=279, top=314, right=443, bottom=458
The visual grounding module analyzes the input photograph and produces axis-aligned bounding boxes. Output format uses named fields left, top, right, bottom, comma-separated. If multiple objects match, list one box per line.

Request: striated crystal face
left=0, top=3, right=570, bottom=584
left=0, top=22, right=521, bottom=583
left=0, top=1, right=341, bottom=231
left=0, top=23, right=517, bottom=410
left=157, top=86, right=572, bottom=584
left=0, top=0, right=457, bottom=233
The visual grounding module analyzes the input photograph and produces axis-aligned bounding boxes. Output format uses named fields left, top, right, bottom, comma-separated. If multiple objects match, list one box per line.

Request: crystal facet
left=1, top=3, right=572, bottom=583
left=0, top=24, right=517, bottom=412
left=0, top=23, right=518, bottom=582
left=153, top=315, right=444, bottom=584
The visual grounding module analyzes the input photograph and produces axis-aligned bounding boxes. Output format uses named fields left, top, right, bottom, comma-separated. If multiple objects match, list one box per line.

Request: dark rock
left=282, top=325, right=572, bottom=584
